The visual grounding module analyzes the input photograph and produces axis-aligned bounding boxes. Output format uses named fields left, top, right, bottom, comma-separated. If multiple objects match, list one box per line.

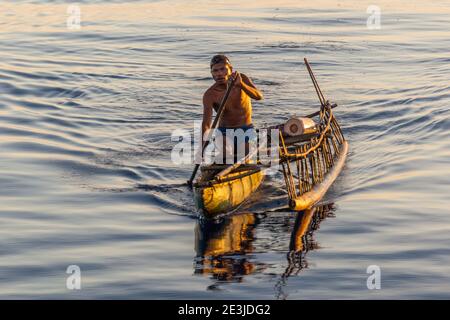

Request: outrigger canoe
left=192, top=59, right=348, bottom=218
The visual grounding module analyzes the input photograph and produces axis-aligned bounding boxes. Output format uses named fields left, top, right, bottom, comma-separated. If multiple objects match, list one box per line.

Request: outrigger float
left=188, top=59, right=348, bottom=218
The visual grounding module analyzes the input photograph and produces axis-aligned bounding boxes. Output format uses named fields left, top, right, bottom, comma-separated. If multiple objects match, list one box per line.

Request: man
left=201, top=54, right=263, bottom=163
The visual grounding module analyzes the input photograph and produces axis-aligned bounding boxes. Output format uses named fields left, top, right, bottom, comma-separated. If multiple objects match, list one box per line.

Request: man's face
left=211, top=62, right=232, bottom=85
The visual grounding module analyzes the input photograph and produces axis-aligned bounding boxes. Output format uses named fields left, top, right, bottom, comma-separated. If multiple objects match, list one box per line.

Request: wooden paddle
left=187, top=73, right=239, bottom=187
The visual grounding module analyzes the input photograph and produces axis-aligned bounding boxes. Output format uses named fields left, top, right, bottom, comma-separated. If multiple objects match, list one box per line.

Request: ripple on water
left=0, top=0, right=450, bottom=299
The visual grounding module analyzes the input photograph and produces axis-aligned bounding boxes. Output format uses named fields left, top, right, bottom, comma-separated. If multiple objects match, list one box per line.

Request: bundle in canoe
left=192, top=59, right=348, bottom=218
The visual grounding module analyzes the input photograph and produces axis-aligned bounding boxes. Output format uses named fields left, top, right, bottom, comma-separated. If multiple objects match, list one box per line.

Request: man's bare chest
left=212, top=88, right=244, bottom=111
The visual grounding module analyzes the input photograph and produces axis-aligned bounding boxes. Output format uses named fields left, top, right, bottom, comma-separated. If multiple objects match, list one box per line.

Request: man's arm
left=238, top=73, right=264, bottom=101
left=202, top=93, right=213, bottom=142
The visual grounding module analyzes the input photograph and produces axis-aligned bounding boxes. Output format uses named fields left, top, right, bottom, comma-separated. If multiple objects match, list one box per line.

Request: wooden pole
left=304, top=58, right=326, bottom=107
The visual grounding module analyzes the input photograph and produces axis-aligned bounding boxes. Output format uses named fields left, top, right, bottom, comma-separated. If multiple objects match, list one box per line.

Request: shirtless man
left=202, top=54, right=263, bottom=163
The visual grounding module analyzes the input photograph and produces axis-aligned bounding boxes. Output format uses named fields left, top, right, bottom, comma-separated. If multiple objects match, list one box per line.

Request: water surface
left=0, top=0, right=449, bottom=299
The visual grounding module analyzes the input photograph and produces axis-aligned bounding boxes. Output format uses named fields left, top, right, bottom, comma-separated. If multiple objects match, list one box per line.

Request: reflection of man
left=201, top=55, right=263, bottom=163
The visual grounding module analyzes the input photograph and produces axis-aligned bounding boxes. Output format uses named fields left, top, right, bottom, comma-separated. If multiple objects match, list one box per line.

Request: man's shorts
left=216, top=124, right=256, bottom=144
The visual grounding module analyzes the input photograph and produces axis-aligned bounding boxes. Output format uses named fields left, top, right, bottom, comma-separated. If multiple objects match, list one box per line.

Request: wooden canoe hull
left=194, top=169, right=264, bottom=218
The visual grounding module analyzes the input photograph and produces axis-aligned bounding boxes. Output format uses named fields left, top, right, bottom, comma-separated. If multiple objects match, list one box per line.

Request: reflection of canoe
left=194, top=212, right=258, bottom=281
left=193, top=165, right=264, bottom=219
left=194, top=204, right=335, bottom=291
left=275, top=204, right=335, bottom=299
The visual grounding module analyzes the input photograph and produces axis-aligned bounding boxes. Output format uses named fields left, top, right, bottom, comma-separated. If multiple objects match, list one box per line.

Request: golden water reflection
left=194, top=204, right=335, bottom=292
left=194, top=213, right=260, bottom=286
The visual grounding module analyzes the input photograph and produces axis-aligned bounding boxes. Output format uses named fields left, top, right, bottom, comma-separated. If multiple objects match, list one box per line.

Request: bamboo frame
left=279, top=103, right=348, bottom=211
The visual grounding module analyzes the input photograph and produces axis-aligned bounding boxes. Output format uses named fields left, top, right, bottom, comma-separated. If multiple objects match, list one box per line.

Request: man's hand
left=232, top=72, right=264, bottom=100
left=230, top=71, right=242, bottom=88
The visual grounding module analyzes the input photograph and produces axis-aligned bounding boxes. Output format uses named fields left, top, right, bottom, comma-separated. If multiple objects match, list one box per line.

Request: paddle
left=187, top=72, right=239, bottom=187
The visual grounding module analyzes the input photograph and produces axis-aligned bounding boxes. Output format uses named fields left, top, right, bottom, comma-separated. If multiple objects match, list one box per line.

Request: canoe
left=193, top=164, right=264, bottom=218
left=193, top=101, right=347, bottom=218
left=191, top=59, right=348, bottom=218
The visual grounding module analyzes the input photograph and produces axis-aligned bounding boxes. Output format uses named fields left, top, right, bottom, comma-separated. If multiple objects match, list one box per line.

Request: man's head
left=210, top=54, right=232, bottom=85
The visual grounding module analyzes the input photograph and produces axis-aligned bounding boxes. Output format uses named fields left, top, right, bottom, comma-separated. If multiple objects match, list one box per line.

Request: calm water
left=0, top=0, right=449, bottom=299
